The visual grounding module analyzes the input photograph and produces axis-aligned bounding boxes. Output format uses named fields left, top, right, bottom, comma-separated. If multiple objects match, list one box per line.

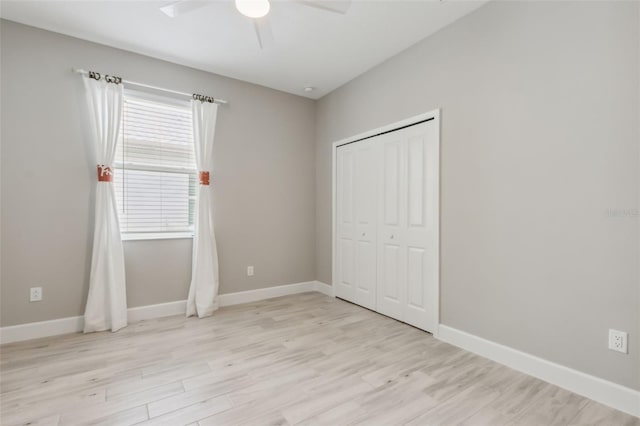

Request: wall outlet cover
left=30, top=287, right=43, bottom=302
left=608, top=329, right=628, bottom=354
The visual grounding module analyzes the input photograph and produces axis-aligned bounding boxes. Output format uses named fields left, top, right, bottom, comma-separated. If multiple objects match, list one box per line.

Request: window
left=114, top=91, right=196, bottom=240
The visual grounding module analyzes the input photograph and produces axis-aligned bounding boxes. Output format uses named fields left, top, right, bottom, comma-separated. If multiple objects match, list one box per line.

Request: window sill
left=121, top=232, right=194, bottom=241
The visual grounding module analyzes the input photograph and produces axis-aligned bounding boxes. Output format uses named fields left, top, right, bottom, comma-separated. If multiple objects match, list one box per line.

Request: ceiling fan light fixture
left=235, top=0, right=270, bottom=18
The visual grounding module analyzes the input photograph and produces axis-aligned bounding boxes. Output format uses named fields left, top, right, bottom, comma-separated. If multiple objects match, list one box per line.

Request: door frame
left=331, top=109, right=441, bottom=336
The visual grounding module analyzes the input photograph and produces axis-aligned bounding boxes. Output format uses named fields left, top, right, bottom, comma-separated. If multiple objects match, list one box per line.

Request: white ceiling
left=0, top=0, right=487, bottom=99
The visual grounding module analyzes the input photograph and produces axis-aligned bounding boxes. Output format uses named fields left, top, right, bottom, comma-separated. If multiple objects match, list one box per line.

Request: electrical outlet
left=608, top=329, right=628, bottom=354
left=30, top=287, right=43, bottom=302
left=247, top=266, right=254, bottom=276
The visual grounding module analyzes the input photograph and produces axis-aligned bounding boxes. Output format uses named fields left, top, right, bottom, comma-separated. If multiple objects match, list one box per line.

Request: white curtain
left=83, top=77, right=128, bottom=333
left=186, top=101, right=220, bottom=318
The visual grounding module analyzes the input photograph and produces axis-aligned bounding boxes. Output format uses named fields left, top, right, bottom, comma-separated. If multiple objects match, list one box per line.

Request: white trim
left=217, top=281, right=317, bottom=306
left=331, top=110, right=440, bottom=149
left=127, top=300, right=187, bottom=322
left=0, top=316, right=84, bottom=345
left=314, top=281, right=334, bottom=297
left=438, top=325, right=640, bottom=418
left=0, top=281, right=324, bottom=345
left=331, top=109, right=441, bottom=332
left=331, top=134, right=338, bottom=301
left=124, top=87, right=192, bottom=109
left=122, top=232, right=194, bottom=241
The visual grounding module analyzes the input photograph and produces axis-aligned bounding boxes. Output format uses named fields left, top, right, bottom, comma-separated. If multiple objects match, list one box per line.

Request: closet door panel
left=382, top=244, right=401, bottom=299
left=383, top=142, right=401, bottom=226
left=407, top=247, right=426, bottom=309
left=335, top=147, right=356, bottom=302
left=337, top=148, right=354, bottom=231
left=408, top=137, right=426, bottom=227
left=403, top=127, right=438, bottom=332
left=377, top=136, right=405, bottom=321
left=356, top=240, right=376, bottom=308
left=338, top=239, right=355, bottom=292
left=353, top=143, right=377, bottom=309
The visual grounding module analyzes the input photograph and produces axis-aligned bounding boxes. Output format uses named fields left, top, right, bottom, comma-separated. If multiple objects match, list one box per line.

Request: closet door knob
left=362, top=232, right=366, bottom=237
left=390, top=234, right=394, bottom=239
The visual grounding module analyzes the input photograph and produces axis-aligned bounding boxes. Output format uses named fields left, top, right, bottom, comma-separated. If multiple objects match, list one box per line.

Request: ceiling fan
left=160, top=0, right=352, bottom=49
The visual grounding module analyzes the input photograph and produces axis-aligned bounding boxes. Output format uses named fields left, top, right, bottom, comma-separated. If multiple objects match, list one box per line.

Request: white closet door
left=335, top=114, right=439, bottom=334
left=353, top=141, right=377, bottom=309
left=336, top=145, right=356, bottom=302
left=336, top=141, right=377, bottom=309
left=402, top=122, right=439, bottom=332
left=376, top=120, right=438, bottom=332
left=376, top=133, right=406, bottom=321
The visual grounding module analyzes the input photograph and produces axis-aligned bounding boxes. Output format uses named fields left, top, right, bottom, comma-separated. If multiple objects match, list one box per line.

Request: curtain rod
left=72, top=68, right=228, bottom=105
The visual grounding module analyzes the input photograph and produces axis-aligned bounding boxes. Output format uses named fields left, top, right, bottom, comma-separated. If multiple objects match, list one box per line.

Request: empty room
left=0, top=0, right=638, bottom=424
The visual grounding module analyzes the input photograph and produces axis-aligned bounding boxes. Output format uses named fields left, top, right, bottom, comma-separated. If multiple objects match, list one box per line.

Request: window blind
left=114, top=93, right=196, bottom=235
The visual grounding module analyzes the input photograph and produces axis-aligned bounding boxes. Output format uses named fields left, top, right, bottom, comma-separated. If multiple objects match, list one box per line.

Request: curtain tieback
left=97, top=165, right=113, bottom=182
left=199, top=171, right=210, bottom=185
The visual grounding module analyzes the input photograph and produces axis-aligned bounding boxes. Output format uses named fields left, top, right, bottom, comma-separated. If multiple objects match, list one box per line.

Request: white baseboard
left=438, top=325, right=640, bottom=418
left=218, top=281, right=317, bottom=306
left=0, top=315, right=85, bottom=345
left=128, top=299, right=187, bottom=323
left=314, top=281, right=334, bottom=297
left=0, top=281, right=328, bottom=345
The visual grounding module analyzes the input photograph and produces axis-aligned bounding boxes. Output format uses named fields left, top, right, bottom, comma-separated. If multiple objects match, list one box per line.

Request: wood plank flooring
left=1, top=293, right=637, bottom=426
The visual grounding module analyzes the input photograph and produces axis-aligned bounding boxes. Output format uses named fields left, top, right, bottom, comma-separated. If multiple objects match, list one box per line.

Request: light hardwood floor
left=1, top=293, right=638, bottom=426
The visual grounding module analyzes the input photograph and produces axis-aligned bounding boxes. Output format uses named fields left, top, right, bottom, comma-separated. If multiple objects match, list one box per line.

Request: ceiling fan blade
left=296, top=0, right=352, bottom=14
left=253, top=18, right=274, bottom=50
left=160, top=0, right=208, bottom=18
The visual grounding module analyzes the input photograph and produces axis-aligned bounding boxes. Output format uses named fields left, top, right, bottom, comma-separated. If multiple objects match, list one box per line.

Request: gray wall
left=315, top=1, right=639, bottom=390
left=0, top=20, right=317, bottom=327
